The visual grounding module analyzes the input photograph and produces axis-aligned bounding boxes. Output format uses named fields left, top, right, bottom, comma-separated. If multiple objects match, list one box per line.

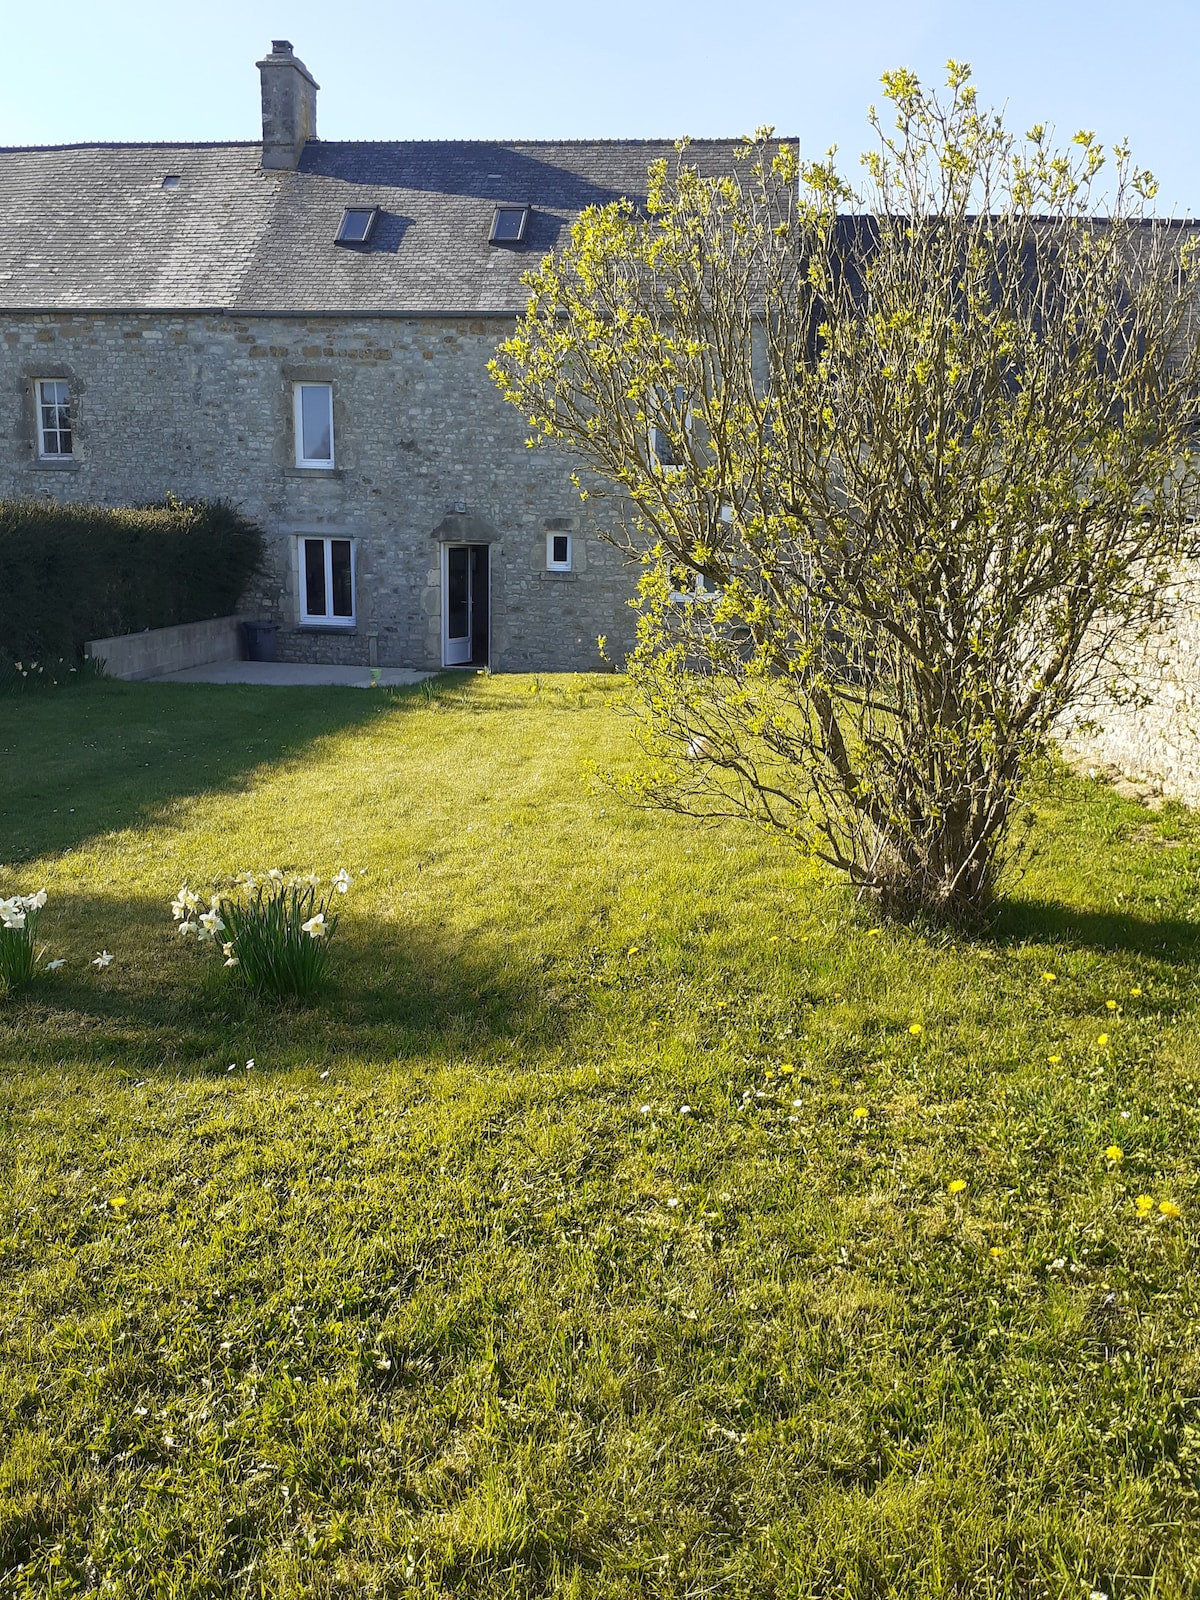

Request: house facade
left=0, top=42, right=747, bottom=672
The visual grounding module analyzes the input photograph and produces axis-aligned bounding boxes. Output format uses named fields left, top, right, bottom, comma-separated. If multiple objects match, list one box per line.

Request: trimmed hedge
left=0, top=497, right=265, bottom=661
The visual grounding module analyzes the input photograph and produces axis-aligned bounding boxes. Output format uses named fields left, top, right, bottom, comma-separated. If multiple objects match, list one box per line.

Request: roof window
left=335, top=207, right=379, bottom=246
left=490, top=205, right=530, bottom=245
left=161, top=175, right=180, bottom=189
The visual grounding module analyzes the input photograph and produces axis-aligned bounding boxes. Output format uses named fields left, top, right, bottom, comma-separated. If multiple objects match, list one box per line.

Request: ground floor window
left=300, top=536, right=355, bottom=626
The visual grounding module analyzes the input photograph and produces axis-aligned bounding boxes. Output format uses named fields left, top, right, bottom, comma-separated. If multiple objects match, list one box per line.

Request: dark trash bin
left=241, top=621, right=277, bottom=662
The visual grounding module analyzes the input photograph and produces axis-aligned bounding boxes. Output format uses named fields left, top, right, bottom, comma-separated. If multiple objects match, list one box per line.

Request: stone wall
left=1056, top=563, right=1200, bottom=805
left=86, top=615, right=243, bottom=680
left=0, top=311, right=638, bottom=673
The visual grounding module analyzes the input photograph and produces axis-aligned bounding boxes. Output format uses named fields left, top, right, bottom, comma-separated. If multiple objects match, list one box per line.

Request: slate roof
left=0, top=138, right=767, bottom=316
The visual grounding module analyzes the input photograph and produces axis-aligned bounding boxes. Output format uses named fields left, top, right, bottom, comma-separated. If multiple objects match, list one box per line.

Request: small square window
left=490, top=205, right=530, bottom=245
left=293, top=383, right=334, bottom=468
left=546, top=531, right=572, bottom=571
left=35, top=379, right=72, bottom=459
left=336, top=207, right=379, bottom=246
left=300, top=536, right=355, bottom=626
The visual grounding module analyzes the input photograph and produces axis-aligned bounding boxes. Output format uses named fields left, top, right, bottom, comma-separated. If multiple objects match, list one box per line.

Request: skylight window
left=161, top=175, right=179, bottom=189
left=490, top=205, right=530, bottom=245
left=335, top=207, right=379, bottom=246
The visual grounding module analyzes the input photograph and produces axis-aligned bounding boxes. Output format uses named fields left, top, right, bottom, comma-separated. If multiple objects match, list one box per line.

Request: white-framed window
left=649, top=386, right=688, bottom=473
left=546, top=531, right=573, bottom=571
left=35, top=379, right=72, bottom=458
left=293, top=382, right=334, bottom=468
left=299, top=536, right=355, bottom=626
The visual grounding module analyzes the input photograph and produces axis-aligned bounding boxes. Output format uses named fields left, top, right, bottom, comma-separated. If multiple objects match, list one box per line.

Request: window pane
left=446, top=546, right=469, bottom=639
left=330, top=540, right=353, bottom=617
left=304, top=539, right=327, bottom=616
left=38, top=382, right=71, bottom=456
left=300, top=385, right=332, bottom=461
left=552, top=534, right=569, bottom=565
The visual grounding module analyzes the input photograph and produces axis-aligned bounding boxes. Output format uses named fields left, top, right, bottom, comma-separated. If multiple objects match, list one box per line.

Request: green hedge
left=0, top=497, right=265, bottom=661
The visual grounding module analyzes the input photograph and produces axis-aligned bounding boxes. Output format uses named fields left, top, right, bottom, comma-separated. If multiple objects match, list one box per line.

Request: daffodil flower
left=46, top=958, right=66, bottom=971
left=92, top=951, right=113, bottom=968
left=333, top=869, right=352, bottom=894
left=301, top=913, right=327, bottom=939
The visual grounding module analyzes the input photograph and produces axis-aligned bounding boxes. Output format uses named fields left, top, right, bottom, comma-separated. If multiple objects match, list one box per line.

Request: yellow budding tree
left=491, top=66, right=1200, bottom=924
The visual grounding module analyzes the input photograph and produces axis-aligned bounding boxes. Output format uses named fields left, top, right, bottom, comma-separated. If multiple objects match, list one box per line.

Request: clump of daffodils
left=0, top=889, right=49, bottom=998
left=170, top=869, right=353, bottom=1000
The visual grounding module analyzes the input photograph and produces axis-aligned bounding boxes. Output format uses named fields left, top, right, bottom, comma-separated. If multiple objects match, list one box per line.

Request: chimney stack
left=257, top=40, right=318, bottom=171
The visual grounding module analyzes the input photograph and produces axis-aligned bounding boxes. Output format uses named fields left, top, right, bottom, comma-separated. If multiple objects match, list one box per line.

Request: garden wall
left=86, top=616, right=243, bottom=681
left=1056, top=561, right=1200, bottom=806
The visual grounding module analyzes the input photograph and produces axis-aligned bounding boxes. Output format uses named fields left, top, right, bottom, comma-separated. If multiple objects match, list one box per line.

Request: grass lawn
left=2, top=673, right=1199, bottom=1599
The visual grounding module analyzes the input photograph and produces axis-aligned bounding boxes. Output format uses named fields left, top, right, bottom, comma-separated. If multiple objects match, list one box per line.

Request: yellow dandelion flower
left=1129, top=986, right=1143, bottom=998
left=909, top=1023, right=924, bottom=1037
left=1105, top=999, right=1118, bottom=1011
left=1134, top=1194, right=1155, bottom=1215
left=1042, top=971, right=1057, bottom=983
left=780, top=1064, right=794, bottom=1075
left=1097, top=1033, right=1110, bottom=1047
left=1048, top=1054, right=1062, bottom=1066
left=948, top=1179, right=967, bottom=1195
left=867, top=928, right=882, bottom=938
left=852, top=1106, right=868, bottom=1120
left=1104, top=1145, right=1124, bottom=1162
left=109, top=1195, right=127, bottom=1209
left=1158, top=1200, right=1182, bottom=1219
left=989, top=1246, right=1005, bottom=1258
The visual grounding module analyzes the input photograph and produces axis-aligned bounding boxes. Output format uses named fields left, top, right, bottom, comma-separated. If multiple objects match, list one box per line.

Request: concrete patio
left=149, top=661, right=433, bottom=687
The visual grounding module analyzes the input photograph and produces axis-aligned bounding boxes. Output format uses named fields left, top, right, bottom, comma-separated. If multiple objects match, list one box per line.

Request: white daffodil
left=92, top=950, right=113, bottom=968
left=197, top=909, right=225, bottom=941
left=267, top=869, right=284, bottom=883
left=333, top=869, right=352, bottom=894
left=301, top=912, right=327, bottom=939
left=23, top=889, right=47, bottom=911
left=303, top=872, right=321, bottom=888
left=1, top=900, right=27, bottom=930
left=46, top=958, right=66, bottom=971
left=224, top=953, right=240, bottom=967
left=178, top=919, right=198, bottom=937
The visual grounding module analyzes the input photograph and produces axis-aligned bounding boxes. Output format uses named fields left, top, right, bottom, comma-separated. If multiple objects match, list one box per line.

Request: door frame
left=440, top=541, right=491, bottom=669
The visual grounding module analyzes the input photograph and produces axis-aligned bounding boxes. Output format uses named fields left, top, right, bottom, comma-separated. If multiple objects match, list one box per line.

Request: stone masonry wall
left=1056, top=563, right=1200, bottom=806
left=0, top=311, right=638, bottom=672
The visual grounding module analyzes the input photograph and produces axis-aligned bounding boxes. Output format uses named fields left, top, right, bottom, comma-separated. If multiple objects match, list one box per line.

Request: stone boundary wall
left=86, top=616, right=243, bottom=681
left=1056, top=562, right=1200, bottom=806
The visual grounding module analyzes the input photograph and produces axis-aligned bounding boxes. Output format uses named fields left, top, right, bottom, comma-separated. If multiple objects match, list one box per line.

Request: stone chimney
left=257, top=40, right=318, bottom=171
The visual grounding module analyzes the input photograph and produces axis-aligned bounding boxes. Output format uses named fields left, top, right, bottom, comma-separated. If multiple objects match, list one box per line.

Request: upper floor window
left=649, top=386, right=688, bottom=473
left=36, top=379, right=72, bottom=459
left=546, top=531, right=572, bottom=571
left=293, top=382, right=334, bottom=468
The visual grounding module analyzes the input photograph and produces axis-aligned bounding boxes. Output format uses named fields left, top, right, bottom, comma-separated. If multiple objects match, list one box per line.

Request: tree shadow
left=988, top=895, right=1200, bottom=968
left=0, top=893, right=563, bottom=1079
left=0, top=679, right=432, bottom=865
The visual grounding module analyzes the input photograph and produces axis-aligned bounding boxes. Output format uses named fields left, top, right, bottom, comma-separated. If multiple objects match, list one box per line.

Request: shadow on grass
left=0, top=678, right=432, bottom=864
left=990, top=895, right=1200, bottom=967
left=0, top=895, right=562, bottom=1077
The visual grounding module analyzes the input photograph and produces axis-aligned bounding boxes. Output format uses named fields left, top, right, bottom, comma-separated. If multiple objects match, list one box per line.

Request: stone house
left=0, top=41, right=747, bottom=672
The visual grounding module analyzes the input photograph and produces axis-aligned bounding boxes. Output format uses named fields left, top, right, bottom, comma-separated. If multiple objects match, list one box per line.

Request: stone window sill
left=297, top=623, right=357, bottom=633
left=284, top=466, right=346, bottom=480
left=540, top=570, right=578, bottom=582
left=28, top=458, right=80, bottom=472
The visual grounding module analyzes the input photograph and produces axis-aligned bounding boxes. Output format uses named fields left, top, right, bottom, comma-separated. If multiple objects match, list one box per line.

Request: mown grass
left=1, top=673, right=1199, bottom=1599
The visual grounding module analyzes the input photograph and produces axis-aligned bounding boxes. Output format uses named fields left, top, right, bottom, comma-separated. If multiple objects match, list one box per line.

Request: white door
left=442, top=544, right=472, bottom=666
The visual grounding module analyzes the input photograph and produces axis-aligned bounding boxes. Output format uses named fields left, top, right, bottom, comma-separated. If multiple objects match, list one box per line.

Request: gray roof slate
left=0, top=138, right=768, bottom=315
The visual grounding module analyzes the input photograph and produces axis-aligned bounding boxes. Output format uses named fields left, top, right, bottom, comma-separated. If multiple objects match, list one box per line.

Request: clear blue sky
left=3, top=0, right=1197, bottom=211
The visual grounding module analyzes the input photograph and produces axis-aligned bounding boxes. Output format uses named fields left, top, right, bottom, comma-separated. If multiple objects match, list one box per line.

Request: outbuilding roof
left=0, top=138, right=766, bottom=316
